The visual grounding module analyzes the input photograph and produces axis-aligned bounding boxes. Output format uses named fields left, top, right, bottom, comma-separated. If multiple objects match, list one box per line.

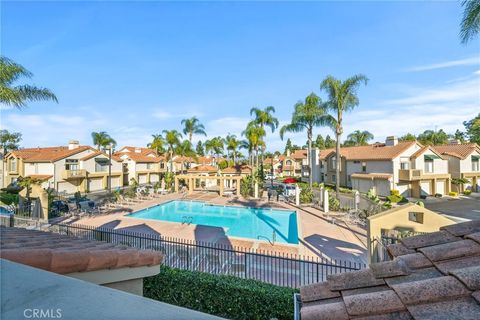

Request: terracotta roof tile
left=440, top=220, right=480, bottom=237
left=450, top=266, right=480, bottom=291
left=187, top=165, right=218, bottom=173
left=387, top=243, right=415, bottom=258
left=0, top=227, right=163, bottom=274
left=399, top=231, right=459, bottom=249
left=418, top=239, right=480, bottom=262
left=327, top=269, right=385, bottom=291
left=299, top=220, right=480, bottom=320
left=8, top=146, right=93, bottom=163
left=390, top=276, right=471, bottom=306
left=221, top=165, right=252, bottom=174
left=432, top=143, right=480, bottom=160
left=300, top=282, right=340, bottom=302
left=301, top=301, right=349, bottom=320
left=406, top=297, right=480, bottom=320
left=343, top=290, right=405, bottom=316
left=325, top=141, right=418, bottom=161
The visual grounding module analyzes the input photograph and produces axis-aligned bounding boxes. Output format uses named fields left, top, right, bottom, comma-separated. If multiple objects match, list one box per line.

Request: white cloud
left=152, top=110, right=175, bottom=120
left=404, top=56, right=480, bottom=72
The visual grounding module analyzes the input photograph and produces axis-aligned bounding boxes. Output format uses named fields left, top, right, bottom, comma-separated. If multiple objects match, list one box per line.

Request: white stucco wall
left=24, top=163, right=55, bottom=176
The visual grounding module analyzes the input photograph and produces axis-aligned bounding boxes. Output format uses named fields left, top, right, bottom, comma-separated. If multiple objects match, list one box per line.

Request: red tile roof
left=323, top=141, right=419, bottom=161
left=221, top=165, right=252, bottom=174
left=26, top=175, right=53, bottom=181
left=187, top=165, right=218, bottom=173
left=300, top=219, right=480, bottom=319
left=433, top=143, right=480, bottom=160
left=7, top=146, right=93, bottom=163
left=0, top=227, right=163, bottom=274
left=115, top=146, right=163, bottom=163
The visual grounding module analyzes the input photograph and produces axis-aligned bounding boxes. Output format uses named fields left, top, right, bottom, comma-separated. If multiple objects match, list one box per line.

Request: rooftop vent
left=68, top=140, right=80, bottom=150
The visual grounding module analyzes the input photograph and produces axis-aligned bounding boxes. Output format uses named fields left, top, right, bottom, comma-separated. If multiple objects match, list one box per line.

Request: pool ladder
left=257, top=230, right=276, bottom=246
left=181, top=216, right=193, bottom=225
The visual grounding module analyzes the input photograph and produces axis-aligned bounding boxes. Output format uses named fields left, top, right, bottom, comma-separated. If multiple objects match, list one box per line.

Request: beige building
left=114, top=146, right=166, bottom=185
left=4, top=141, right=123, bottom=195
left=367, top=203, right=454, bottom=263
left=278, top=149, right=307, bottom=177
left=316, top=137, right=451, bottom=197
left=433, top=143, right=480, bottom=193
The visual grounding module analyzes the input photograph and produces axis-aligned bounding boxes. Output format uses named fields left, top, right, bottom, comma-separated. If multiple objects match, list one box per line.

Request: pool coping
left=122, top=199, right=302, bottom=249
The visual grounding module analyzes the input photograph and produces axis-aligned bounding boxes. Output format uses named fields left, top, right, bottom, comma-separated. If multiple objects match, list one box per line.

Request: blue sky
left=1, top=1, right=479, bottom=152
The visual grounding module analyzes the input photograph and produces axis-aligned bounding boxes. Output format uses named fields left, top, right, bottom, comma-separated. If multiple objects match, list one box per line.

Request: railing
left=49, top=223, right=366, bottom=288
left=62, top=169, right=87, bottom=179
left=398, top=169, right=422, bottom=181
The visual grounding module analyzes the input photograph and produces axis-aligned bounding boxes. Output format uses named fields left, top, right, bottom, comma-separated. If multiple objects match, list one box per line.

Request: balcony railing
left=398, top=169, right=422, bottom=181
left=62, top=169, right=87, bottom=180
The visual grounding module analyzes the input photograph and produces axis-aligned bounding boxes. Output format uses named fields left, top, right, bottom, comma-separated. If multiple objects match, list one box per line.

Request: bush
left=0, top=192, right=19, bottom=205
left=144, top=266, right=297, bottom=320
left=240, top=175, right=253, bottom=198
left=329, top=195, right=340, bottom=211
left=386, top=194, right=408, bottom=204
left=434, top=193, right=442, bottom=198
left=415, top=201, right=425, bottom=207
left=300, top=185, right=313, bottom=203
left=464, top=189, right=472, bottom=195
left=448, top=191, right=458, bottom=197
left=390, top=189, right=400, bottom=196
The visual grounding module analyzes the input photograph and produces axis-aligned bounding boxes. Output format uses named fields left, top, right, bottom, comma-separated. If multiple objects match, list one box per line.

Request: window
left=473, top=157, right=479, bottom=172
left=34, top=163, right=39, bottom=174
left=331, top=157, right=337, bottom=169
left=286, top=160, right=292, bottom=166
left=408, top=211, right=424, bottom=224
left=347, top=175, right=351, bottom=183
left=95, top=159, right=109, bottom=172
left=362, top=162, right=367, bottom=173
left=146, top=163, right=152, bottom=170
left=332, top=174, right=336, bottom=183
left=65, top=159, right=79, bottom=171
left=400, top=162, right=410, bottom=170
left=9, top=158, right=17, bottom=172
left=424, top=160, right=433, bottom=173
left=353, top=160, right=360, bottom=164
left=160, top=162, right=165, bottom=169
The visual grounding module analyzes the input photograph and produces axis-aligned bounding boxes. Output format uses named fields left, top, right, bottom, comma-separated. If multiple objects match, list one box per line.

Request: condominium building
left=114, top=146, right=167, bottom=185
left=4, top=140, right=123, bottom=194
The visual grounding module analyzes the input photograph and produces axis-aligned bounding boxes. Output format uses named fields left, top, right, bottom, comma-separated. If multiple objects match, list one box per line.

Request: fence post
left=323, top=189, right=329, bottom=213
left=9, top=214, right=14, bottom=227
left=354, top=191, right=360, bottom=211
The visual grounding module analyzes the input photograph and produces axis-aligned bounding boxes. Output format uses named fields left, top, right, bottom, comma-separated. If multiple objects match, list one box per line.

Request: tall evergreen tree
left=313, top=134, right=326, bottom=149
left=464, top=113, right=480, bottom=144
left=324, top=135, right=336, bottom=148
left=196, top=141, right=205, bottom=156
left=284, top=138, right=293, bottom=154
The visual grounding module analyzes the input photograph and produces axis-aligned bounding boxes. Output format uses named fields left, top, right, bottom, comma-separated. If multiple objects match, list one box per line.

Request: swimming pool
left=127, top=200, right=299, bottom=245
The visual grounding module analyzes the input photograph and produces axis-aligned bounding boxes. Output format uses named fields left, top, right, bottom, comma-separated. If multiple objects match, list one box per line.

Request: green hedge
left=144, top=266, right=298, bottom=320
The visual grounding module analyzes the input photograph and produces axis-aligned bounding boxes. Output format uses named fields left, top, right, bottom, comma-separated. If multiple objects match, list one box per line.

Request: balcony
left=62, top=169, right=87, bottom=180
left=398, top=169, right=422, bottom=181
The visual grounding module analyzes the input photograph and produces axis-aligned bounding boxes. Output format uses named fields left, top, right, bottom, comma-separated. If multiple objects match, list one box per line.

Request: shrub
left=339, top=187, right=354, bottom=194
left=240, top=175, right=253, bottom=198
left=434, top=193, right=442, bottom=198
left=448, top=191, right=458, bottom=197
left=386, top=194, right=402, bottom=203
left=390, top=189, right=400, bottom=196
left=328, top=195, right=340, bottom=211
left=464, top=189, right=472, bottom=195
left=382, top=202, right=392, bottom=209
left=415, top=201, right=425, bottom=207
left=0, top=192, right=19, bottom=205
left=144, top=266, right=297, bottom=320
left=300, top=185, right=313, bottom=203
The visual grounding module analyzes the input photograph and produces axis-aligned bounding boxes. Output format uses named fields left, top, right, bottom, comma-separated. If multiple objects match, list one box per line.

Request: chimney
left=448, top=139, right=461, bottom=145
left=68, top=140, right=79, bottom=150
left=134, top=148, right=141, bottom=153
left=287, top=149, right=291, bottom=157
left=385, top=136, right=398, bottom=146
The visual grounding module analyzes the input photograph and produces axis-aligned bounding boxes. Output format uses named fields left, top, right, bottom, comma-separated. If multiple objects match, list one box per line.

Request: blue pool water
left=127, top=200, right=299, bottom=244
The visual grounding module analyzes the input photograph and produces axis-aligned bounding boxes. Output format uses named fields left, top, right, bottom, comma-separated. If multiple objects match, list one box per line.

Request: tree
left=417, top=129, right=450, bottom=145
left=284, top=138, right=293, bottom=154
left=324, top=135, right=336, bottom=148
left=460, top=0, right=480, bottom=44
left=464, top=113, right=480, bottom=144
left=454, top=129, right=466, bottom=143
left=313, top=134, right=326, bottom=149
left=196, top=141, right=205, bottom=156
left=399, top=133, right=417, bottom=142
left=175, top=140, right=196, bottom=172
left=0, top=129, right=22, bottom=152
left=162, top=130, right=182, bottom=172
left=320, top=74, right=369, bottom=198
left=204, top=136, right=225, bottom=158
left=280, top=92, right=335, bottom=187
left=181, top=117, right=207, bottom=142
left=91, top=131, right=116, bottom=150
left=242, top=122, right=266, bottom=193
left=250, top=106, right=279, bottom=176
left=225, top=134, right=240, bottom=164
left=147, top=134, right=165, bottom=154
left=17, top=176, right=41, bottom=200
left=345, top=130, right=374, bottom=146
left=0, top=57, right=58, bottom=109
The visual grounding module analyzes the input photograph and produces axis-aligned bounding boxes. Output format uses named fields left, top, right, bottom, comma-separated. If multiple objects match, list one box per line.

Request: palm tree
left=239, top=139, right=253, bottom=166
left=417, top=129, right=450, bottom=145
left=175, top=140, right=196, bottom=173
left=250, top=106, right=279, bottom=176
left=162, top=130, right=182, bottom=172
left=0, top=57, right=58, bottom=109
left=181, top=117, right=207, bottom=142
left=147, top=134, right=165, bottom=154
left=204, top=137, right=225, bottom=167
left=225, top=134, right=240, bottom=164
left=320, top=74, right=368, bottom=198
left=345, top=130, right=374, bottom=146
left=280, top=93, right=335, bottom=187
left=91, top=131, right=117, bottom=150
left=460, top=0, right=480, bottom=43
left=242, top=121, right=266, bottom=169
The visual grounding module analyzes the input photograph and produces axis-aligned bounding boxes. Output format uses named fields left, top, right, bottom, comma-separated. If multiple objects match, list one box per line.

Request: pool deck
left=63, top=192, right=367, bottom=264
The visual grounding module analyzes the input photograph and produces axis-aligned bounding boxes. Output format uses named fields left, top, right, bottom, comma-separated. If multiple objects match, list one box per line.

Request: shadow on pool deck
left=97, top=220, right=163, bottom=237
left=301, top=234, right=367, bottom=263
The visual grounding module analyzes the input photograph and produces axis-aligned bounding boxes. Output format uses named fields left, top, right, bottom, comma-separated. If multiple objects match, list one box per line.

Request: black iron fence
left=50, top=223, right=366, bottom=288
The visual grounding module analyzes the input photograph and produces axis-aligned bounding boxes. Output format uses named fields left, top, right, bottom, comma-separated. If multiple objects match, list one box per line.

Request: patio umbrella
left=283, top=178, right=297, bottom=184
